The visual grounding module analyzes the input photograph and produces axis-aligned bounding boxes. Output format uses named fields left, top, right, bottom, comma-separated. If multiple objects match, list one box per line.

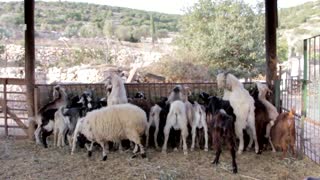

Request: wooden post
left=25, top=0, right=36, bottom=140
left=3, top=79, right=8, bottom=136
left=265, top=0, right=278, bottom=102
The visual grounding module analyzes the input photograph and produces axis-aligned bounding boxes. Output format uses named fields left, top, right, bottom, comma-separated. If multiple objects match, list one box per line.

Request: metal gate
left=279, top=35, right=320, bottom=164
left=0, top=78, right=29, bottom=137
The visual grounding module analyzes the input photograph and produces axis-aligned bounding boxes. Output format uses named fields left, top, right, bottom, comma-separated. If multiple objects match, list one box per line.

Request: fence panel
left=279, top=35, right=320, bottom=164
left=0, top=78, right=28, bottom=137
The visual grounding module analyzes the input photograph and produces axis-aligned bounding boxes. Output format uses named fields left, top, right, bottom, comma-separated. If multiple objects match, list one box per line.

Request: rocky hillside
left=0, top=1, right=180, bottom=41
left=278, top=0, right=320, bottom=58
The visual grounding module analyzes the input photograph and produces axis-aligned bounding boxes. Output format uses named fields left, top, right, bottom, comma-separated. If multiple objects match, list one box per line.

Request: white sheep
left=145, top=104, right=162, bottom=149
left=190, top=102, right=209, bottom=151
left=217, top=72, right=259, bottom=154
left=71, top=103, right=147, bottom=160
left=162, top=100, right=189, bottom=155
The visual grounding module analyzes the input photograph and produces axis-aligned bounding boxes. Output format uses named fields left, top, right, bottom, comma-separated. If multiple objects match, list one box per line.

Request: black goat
left=208, top=109, right=237, bottom=174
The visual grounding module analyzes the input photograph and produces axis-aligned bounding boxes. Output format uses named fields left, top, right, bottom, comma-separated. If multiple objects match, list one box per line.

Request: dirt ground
left=0, top=137, right=319, bottom=180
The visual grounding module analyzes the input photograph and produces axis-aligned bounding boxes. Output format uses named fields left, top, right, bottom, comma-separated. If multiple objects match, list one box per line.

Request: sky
left=0, top=0, right=317, bottom=14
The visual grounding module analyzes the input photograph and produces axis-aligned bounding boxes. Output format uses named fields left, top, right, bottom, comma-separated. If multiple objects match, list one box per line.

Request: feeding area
left=1, top=137, right=319, bottom=180
left=1, top=0, right=320, bottom=179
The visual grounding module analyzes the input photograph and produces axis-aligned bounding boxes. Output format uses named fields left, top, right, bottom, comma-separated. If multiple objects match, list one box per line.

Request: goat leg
left=87, top=142, right=94, bottom=157
left=154, top=126, right=159, bottom=149
left=231, top=147, right=237, bottom=174
left=280, top=142, right=287, bottom=160
left=212, top=148, right=221, bottom=165
left=191, top=126, right=197, bottom=151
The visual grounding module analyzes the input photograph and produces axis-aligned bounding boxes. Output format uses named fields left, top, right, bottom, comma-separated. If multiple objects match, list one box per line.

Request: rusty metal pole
left=25, top=0, right=36, bottom=140
left=265, top=0, right=278, bottom=104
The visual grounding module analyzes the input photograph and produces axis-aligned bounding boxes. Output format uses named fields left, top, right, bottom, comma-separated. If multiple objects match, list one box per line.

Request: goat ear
left=288, top=107, right=296, bottom=118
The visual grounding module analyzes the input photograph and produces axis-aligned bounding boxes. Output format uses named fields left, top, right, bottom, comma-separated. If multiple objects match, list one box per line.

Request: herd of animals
left=33, top=72, right=297, bottom=174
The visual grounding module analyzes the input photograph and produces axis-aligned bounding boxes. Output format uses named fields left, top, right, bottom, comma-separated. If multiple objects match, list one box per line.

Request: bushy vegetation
left=0, top=1, right=180, bottom=41
left=278, top=1, right=320, bottom=30
left=175, top=0, right=265, bottom=78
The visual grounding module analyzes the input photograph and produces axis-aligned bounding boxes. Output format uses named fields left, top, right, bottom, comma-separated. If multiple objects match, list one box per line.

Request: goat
left=190, top=102, right=208, bottom=151
left=249, top=84, right=276, bottom=153
left=105, top=73, right=128, bottom=106
left=208, top=109, right=237, bottom=174
left=34, top=85, right=67, bottom=147
left=270, top=108, right=296, bottom=159
left=134, top=91, right=146, bottom=99
left=162, top=100, right=189, bottom=155
left=146, top=104, right=162, bottom=149
left=255, top=82, right=279, bottom=138
left=217, top=72, right=258, bottom=154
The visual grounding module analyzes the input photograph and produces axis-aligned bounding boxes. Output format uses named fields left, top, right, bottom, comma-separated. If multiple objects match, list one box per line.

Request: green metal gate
left=280, top=35, right=320, bottom=164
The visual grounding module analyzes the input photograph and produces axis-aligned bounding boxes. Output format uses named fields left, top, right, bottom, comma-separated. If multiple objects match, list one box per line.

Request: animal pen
left=1, top=0, right=320, bottom=179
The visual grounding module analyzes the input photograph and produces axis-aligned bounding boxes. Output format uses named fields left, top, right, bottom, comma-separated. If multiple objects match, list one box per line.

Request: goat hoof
left=237, top=150, right=243, bottom=155
left=257, top=150, right=262, bottom=155
left=161, top=150, right=167, bottom=154
left=190, top=148, right=194, bottom=152
left=204, top=148, right=209, bottom=152
left=102, top=155, right=108, bottom=161
left=212, top=160, right=219, bottom=165
left=183, top=151, right=188, bottom=155
left=88, top=151, right=92, bottom=157
left=141, top=153, right=147, bottom=158
left=173, top=148, right=178, bottom=152
left=233, top=168, right=238, bottom=174
left=272, top=149, right=276, bottom=153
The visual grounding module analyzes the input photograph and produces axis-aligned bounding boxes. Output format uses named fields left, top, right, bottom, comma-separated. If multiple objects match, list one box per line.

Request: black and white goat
left=34, top=85, right=67, bottom=148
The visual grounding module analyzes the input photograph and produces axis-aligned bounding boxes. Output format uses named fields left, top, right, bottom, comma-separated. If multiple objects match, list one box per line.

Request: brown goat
left=208, top=109, right=237, bottom=174
left=270, top=109, right=296, bottom=159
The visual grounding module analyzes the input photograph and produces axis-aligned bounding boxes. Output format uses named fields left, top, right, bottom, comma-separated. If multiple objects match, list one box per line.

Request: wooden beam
left=265, top=0, right=278, bottom=94
left=25, top=0, right=36, bottom=140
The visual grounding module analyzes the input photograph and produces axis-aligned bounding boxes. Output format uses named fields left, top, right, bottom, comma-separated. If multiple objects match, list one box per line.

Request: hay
left=0, top=138, right=319, bottom=180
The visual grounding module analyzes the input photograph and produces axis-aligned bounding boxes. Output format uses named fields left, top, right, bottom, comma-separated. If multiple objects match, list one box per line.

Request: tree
left=150, top=14, right=156, bottom=43
left=103, top=19, right=113, bottom=38
left=79, top=23, right=101, bottom=38
left=176, top=0, right=265, bottom=78
left=277, top=38, right=288, bottom=62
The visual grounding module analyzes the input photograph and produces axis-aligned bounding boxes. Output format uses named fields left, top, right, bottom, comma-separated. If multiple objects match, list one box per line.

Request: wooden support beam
left=25, top=0, right=36, bottom=140
left=265, top=0, right=278, bottom=96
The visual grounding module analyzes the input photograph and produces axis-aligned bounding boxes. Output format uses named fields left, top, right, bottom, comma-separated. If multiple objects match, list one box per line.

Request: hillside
left=278, top=0, right=320, bottom=59
left=0, top=1, right=180, bottom=41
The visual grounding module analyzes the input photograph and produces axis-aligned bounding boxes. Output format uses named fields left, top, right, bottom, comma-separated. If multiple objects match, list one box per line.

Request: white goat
left=71, top=104, right=147, bottom=160
left=145, top=104, right=162, bottom=149
left=162, top=100, right=189, bottom=155
left=217, top=73, right=258, bottom=154
left=256, top=82, right=278, bottom=152
left=256, top=82, right=279, bottom=138
left=105, top=73, right=128, bottom=105
left=190, top=102, right=208, bottom=151
left=53, top=106, right=68, bottom=147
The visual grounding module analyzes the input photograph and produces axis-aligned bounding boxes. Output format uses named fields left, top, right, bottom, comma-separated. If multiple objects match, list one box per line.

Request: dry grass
left=0, top=137, right=319, bottom=180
